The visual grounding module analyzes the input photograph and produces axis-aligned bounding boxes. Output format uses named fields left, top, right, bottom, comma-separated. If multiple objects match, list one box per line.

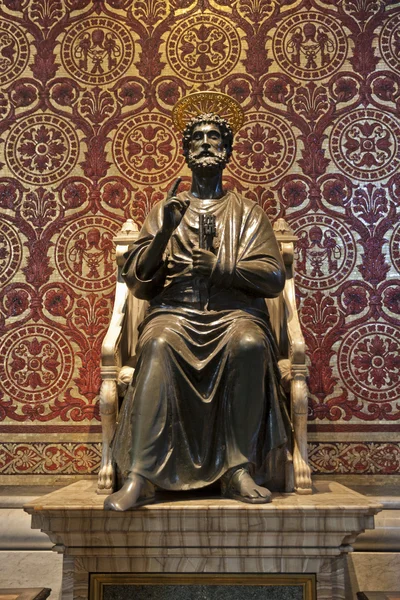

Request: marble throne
left=97, top=216, right=312, bottom=497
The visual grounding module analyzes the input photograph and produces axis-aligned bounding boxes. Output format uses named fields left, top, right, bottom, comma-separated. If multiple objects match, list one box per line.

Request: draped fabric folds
left=112, top=191, right=290, bottom=490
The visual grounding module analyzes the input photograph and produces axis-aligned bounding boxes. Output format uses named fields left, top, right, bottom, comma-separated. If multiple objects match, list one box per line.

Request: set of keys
left=199, top=214, right=216, bottom=252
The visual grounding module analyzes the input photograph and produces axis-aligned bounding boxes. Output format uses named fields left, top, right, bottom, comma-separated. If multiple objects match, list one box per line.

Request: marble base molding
left=24, top=480, right=382, bottom=600
left=90, top=573, right=316, bottom=600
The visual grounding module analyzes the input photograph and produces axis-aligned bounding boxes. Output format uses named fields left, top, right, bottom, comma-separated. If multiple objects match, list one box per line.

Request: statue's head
left=182, top=113, right=233, bottom=172
left=172, top=92, right=243, bottom=173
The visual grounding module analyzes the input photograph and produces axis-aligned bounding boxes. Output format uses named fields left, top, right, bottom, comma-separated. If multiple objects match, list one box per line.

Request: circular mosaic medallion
left=292, top=215, right=356, bottom=290
left=228, top=112, right=296, bottom=184
left=55, top=216, right=120, bottom=291
left=338, top=324, right=400, bottom=403
left=0, top=325, right=74, bottom=404
left=166, top=14, right=241, bottom=83
left=0, top=20, right=29, bottom=86
left=0, top=221, right=22, bottom=287
left=113, top=113, right=184, bottom=185
left=380, top=14, right=400, bottom=75
left=61, top=16, right=134, bottom=85
left=330, top=109, right=400, bottom=181
left=5, top=114, right=79, bottom=185
left=273, top=12, right=347, bottom=80
left=390, top=222, right=400, bottom=274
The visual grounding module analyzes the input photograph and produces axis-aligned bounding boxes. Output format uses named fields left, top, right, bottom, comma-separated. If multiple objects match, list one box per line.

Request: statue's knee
left=232, top=328, right=265, bottom=357
left=147, top=334, right=169, bottom=354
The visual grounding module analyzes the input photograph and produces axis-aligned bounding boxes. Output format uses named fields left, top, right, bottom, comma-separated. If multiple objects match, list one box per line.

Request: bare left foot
left=104, top=473, right=155, bottom=511
left=221, top=467, right=272, bottom=504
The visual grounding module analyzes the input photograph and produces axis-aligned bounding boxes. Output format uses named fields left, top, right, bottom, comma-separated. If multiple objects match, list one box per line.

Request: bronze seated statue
left=98, top=93, right=312, bottom=510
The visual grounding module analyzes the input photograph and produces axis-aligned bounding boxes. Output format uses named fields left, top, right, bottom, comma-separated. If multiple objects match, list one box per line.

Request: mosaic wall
left=0, top=0, right=399, bottom=481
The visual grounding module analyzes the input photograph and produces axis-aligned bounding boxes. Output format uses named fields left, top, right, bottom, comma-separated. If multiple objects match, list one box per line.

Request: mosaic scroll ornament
left=166, top=14, right=241, bottom=83
left=5, top=114, right=79, bottom=185
left=0, top=442, right=101, bottom=475
left=0, top=325, right=74, bottom=404
left=113, top=113, right=185, bottom=185
left=273, top=11, right=347, bottom=80
left=330, top=109, right=400, bottom=181
left=293, top=215, right=356, bottom=290
left=308, top=442, right=400, bottom=475
left=228, top=112, right=296, bottom=184
left=55, top=216, right=120, bottom=291
left=0, top=221, right=22, bottom=287
left=0, top=19, right=29, bottom=86
left=390, top=222, right=400, bottom=274
left=380, top=13, right=400, bottom=75
left=237, top=0, right=274, bottom=24
left=61, top=16, right=134, bottom=85
left=338, top=323, right=400, bottom=403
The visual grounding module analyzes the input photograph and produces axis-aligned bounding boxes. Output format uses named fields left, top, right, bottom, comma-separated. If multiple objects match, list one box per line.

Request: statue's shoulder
left=227, top=190, right=268, bottom=221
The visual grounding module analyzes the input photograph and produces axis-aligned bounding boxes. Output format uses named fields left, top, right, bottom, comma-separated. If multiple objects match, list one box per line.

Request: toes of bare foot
left=104, top=474, right=154, bottom=511
left=251, top=484, right=271, bottom=500
left=222, top=468, right=272, bottom=504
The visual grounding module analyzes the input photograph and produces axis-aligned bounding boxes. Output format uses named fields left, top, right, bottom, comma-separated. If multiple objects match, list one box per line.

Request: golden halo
left=172, top=91, right=245, bottom=135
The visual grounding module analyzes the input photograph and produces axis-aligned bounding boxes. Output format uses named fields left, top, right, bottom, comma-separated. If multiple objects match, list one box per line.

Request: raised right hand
left=162, top=178, right=189, bottom=236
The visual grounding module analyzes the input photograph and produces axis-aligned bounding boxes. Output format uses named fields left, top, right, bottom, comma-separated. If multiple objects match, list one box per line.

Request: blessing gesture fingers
left=162, top=178, right=190, bottom=236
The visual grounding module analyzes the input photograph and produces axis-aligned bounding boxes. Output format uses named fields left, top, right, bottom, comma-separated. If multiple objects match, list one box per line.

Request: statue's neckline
left=186, top=191, right=229, bottom=203
left=186, top=194, right=229, bottom=215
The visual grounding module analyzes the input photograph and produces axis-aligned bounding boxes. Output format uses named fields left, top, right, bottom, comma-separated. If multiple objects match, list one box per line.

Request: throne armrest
left=98, top=219, right=141, bottom=493
left=283, top=270, right=306, bottom=368
left=101, top=281, right=129, bottom=376
left=101, top=219, right=140, bottom=376
left=273, top=218, right=306, bottom=367
left=273, top=218, right=312, bottom=495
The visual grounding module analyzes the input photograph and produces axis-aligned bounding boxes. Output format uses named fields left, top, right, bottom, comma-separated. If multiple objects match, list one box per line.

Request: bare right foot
left=221, top=467, right=272, bottom=504
left=104, top=473, right=155, bottom=511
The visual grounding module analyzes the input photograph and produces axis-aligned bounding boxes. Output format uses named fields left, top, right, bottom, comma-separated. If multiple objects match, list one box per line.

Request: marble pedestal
left=24, top=481, right=381, bottom=600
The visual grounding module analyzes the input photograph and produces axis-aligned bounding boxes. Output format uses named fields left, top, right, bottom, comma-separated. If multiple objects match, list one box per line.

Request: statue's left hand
left=192, top=248, right=217, bottom=278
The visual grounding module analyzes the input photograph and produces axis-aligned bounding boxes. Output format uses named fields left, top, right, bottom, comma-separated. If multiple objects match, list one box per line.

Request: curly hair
left=182, top=113, right=234, bottom=163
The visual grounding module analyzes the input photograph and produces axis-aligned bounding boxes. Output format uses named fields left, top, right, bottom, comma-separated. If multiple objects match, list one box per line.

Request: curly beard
left=187, top=148, right=228, bottom=171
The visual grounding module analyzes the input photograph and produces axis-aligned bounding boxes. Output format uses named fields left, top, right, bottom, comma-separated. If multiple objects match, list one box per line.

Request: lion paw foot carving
left=97, top=462, right=114, bottom=492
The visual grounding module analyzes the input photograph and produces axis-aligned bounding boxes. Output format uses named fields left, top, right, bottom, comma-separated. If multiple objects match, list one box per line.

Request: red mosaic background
left=0, top=0, right=399, bottom=481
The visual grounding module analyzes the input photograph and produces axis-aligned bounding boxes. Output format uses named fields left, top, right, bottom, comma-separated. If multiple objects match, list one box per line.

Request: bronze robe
left=112, top=191, right=290, bottom=490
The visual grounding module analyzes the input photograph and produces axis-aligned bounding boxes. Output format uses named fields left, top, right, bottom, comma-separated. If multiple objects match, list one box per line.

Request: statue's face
left=187, top=122, right=228, bottom=171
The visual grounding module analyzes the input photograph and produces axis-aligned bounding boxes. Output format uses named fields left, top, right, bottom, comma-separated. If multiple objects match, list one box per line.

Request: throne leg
left=291, top=367, right=312, bottom=494
left=97, top=379, right=117, bottom=494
